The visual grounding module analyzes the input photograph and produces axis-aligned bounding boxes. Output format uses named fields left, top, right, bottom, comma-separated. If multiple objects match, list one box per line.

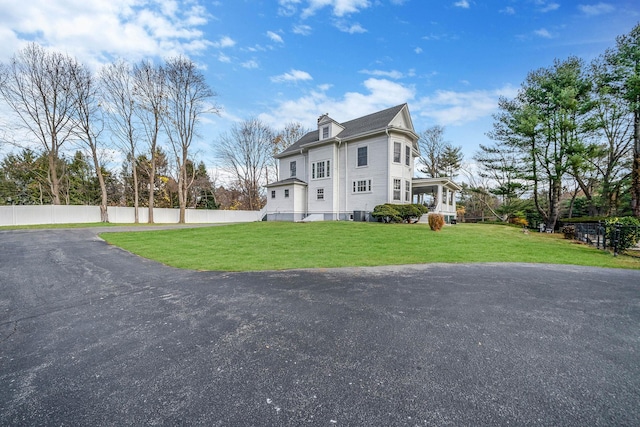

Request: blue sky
left=1, top=0, right=639, bottom=172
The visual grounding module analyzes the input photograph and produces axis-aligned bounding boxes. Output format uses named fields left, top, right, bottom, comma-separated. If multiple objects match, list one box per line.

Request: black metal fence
left=569, top=222, right=640, bottom=256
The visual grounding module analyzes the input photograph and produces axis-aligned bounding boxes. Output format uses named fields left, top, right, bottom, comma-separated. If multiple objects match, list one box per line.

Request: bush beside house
left=371, top=204, right=428, bottom=224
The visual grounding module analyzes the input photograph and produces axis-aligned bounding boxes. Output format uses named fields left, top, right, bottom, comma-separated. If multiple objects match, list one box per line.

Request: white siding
left=278, top=153, right=306, bottom=181
left=307, top=145, right=335, bottom=214
left=345, top=135, right=389, bottom=212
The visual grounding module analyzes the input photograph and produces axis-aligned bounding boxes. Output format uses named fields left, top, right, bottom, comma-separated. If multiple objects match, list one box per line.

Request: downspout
left=344, top=139, right=348, bottom=218
left=385, top=127, right=391, bottom=202
left=337, top=140, right=341, bottom=220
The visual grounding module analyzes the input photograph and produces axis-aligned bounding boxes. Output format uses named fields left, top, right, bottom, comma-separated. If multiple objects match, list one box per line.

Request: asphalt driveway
left=1, top=227, right=639, bottom=426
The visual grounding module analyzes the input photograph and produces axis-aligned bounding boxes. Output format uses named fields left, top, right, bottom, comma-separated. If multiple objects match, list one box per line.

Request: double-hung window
left=357, top=146, right=368, bottom=167
left=393, top=142, right=401, bottom=163
left=393, top=179, right=401, bottom=201
left=290, top=161, right=296, bottom=177
left=322, top=126, right=329, bottom=139
left=312, top=160, right=330, bottom=179
left=284, top=189, right=290, bottom=198
left=353, top=179, right=372, bottom=193
left=405, top=180, right=411, bottom=202
left=317, top=188, right=324, bottom=200
left=405, top=145, right=411, bottom=166
left=271, top=190, right=276, bottom=199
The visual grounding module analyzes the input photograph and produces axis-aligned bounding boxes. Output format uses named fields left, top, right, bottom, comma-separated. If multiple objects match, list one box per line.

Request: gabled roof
left=277, top=103, right=409, bottom=158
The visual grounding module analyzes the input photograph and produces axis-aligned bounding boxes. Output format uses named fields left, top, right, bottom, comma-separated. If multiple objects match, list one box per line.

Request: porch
left=412, top=177, right=461, bottom=224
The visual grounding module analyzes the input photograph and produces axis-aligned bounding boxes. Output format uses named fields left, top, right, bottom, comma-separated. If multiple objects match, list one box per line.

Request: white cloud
left=267, top=31, right=284, bottom=43
left=359, top=69, right=405, bottom=79
left=241, top=59, right=259, bottom=69
left=259, top=78, right=415, bottom=128
left=334, top=21, right=367, bottom=33
left=578, top=3, right=615, bottom=15
left=292, top=24, right=313, bottom=35
left=534, top=28, right=553, bottom=38
left=414, top=47, right=423, bottom=54
left=212, top=36, right=236, bottom=48
left=500, top=6, right=515, bottom=15
left=298, top=0, right=371, bottom=18
left=415, top=85, right=518, bottom=126
left=0, top=0, right=211, bottom=66
left=454, top=0, right=470, bottom=9
left=271, top=69, right=313, bottom=83
left=538, top=2, right=560, bottom=12
left=218, top=52, right=231, bottom=63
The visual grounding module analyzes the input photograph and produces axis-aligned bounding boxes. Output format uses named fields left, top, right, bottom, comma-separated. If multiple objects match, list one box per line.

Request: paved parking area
left=1, top=227, right=640, bottom=426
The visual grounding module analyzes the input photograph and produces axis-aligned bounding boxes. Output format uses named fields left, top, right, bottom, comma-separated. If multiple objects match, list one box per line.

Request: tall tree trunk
left=90, top=150, right=109, bottom=222
left=132, top=162, right=139, bottom=223
left=632, top=110, right=640, bottom=217
left=48, top=151, right=61, bottom=205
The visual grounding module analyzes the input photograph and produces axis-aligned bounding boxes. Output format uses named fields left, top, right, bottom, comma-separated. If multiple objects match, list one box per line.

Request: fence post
left=613, top=223, right=621, bottom=257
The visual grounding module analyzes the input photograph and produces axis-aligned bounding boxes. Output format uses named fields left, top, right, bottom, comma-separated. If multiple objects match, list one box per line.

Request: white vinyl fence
left=0, top=205, right=263, bottom=226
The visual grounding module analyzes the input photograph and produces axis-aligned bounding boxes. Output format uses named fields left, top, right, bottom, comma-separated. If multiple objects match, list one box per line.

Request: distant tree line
left=0, top=43, right=220, bottom=223
left=459, top=23, right=640, bottom=229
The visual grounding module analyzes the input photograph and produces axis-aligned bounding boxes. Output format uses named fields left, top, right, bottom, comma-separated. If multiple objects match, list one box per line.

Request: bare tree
left=133, top=60, right=166, bottom=223
left=417, top=125, right=463, bottom=178
left=163, top=55, right=218, bottom=223
left=100, top=60, right=141, bottom=222
left=70, top=62, right=109, bottom=221
left=0, top=43, right=78, bottom=204
left=217, top=118, right=273, bottom=210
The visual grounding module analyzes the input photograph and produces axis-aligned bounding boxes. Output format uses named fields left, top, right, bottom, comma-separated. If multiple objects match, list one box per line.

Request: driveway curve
left=1, top=227, right=639, bottom=426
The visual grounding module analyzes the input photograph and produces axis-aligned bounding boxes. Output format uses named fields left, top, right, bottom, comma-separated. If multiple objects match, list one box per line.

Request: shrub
left=561, top=225, right=576, bottom=240
left=510, top=217, right=528, bottom=227
left=371, top=204, right=401, bottom=223
left=371, top=204, right=427, bottom=223
left=428, top=213, right=445, bottom=231
left=604, top=217, right=640, bottom=252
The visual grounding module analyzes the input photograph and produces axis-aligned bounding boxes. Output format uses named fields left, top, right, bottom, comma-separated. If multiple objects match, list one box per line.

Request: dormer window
left=322, top=126, right=329, bottom=139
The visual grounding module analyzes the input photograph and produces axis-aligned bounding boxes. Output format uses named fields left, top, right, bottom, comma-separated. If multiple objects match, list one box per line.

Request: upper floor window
left=317, top=188, right=324, bottom=200
left=405, top=145, right=411, bottom=166
left=285, top=189, right=290, bottom=198
left=393, top=142, right=401, bottom=163
left=322, top=126, right=329, bottom=139
left=312, top=160, right=330, bottom=179
left=357, top=146, right=368, bottom=167
left=271, top=190, right=276, bottom=199
left=393, top=179, right=401, bottom=201
left=290, top=161, right=296, bottom=177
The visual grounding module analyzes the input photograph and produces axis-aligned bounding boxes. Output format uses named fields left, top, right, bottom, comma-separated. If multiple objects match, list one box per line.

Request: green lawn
left=100, top=222, right=640, bottom=271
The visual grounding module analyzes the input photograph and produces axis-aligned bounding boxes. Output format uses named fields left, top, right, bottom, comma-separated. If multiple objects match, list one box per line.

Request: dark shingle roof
left=277, top=103, right=407, bottom=157
left=265, top=177, right=307, bottom=187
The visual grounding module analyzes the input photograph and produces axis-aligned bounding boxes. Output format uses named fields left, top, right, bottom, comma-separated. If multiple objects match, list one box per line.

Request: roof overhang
left=412, top=177, right=462, bottom=193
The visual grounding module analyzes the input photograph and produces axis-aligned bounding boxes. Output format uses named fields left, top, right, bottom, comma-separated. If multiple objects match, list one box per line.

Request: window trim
left=311, top=159, right=330, bottom=180
left=352, top=179, right=372, bottom=194
left=393, top=178, right=401, bottom=201
left=357, top=145, right=368, bottom=168
left=393, top=141, right=401, bottom=163
left=405, top=180, right=411, bottom=202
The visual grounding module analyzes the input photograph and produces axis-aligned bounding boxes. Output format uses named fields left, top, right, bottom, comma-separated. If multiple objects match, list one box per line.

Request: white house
left=265, top=104, right=460, bottom=223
